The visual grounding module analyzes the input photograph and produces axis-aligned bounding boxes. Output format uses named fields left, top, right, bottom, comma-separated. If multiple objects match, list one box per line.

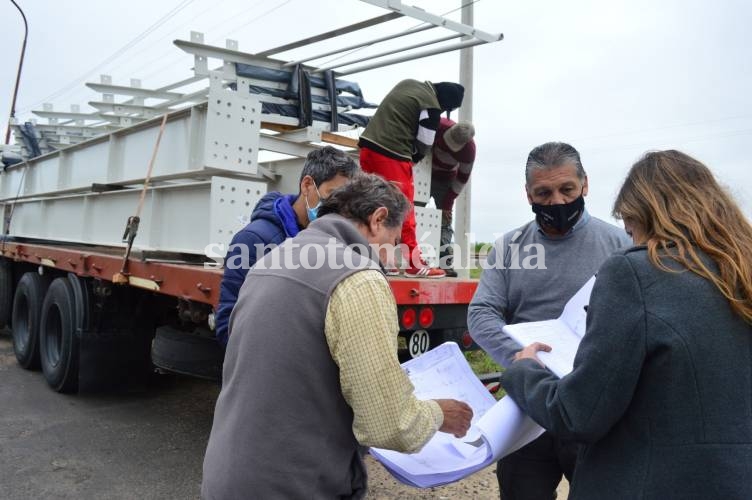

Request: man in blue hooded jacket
left=215, top=146, right=358, bottom=347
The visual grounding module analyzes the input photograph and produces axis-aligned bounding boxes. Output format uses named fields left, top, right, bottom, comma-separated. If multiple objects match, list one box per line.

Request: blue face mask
left=304, top=182, right=323, bottom=223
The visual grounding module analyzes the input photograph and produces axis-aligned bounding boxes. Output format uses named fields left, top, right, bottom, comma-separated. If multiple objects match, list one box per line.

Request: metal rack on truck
left=0, top=0, right=502, bottom=392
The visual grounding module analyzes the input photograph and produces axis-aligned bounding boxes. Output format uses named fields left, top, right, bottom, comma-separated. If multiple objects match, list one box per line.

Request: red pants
left=359, top=147, right=418, bottom=262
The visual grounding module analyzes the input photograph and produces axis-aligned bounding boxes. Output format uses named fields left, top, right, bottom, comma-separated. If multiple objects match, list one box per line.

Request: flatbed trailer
left=0, top=1, right=502, bottom=392
left=0, top=239, right=478, bottom=384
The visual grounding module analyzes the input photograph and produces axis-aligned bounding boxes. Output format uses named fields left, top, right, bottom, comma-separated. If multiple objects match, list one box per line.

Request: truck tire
left=11, top=272, right=50, bottom=369
left=152, top=326, right=224, bottom=381
left=39, top=277, right=79, bottom=393
left=0, top=260, right=12, bottom=328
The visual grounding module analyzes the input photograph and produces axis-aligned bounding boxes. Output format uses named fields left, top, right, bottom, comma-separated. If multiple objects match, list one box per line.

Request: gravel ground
left=365, top=455, right=570, bottom=499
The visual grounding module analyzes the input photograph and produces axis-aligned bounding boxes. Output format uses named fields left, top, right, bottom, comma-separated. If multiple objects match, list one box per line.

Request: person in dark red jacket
left=431, top=118, right=476, bottom=277
left=214, top=146, right=357, bottom=347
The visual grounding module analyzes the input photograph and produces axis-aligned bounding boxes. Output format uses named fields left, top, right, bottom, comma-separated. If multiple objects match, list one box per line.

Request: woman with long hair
left=501, top=150, right=752, bottom=499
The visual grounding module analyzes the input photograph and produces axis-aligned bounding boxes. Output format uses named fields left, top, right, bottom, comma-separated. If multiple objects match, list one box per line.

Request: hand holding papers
left=370, top=281, right=597, bottom=487
left=370, top=342, right=544, bottom=487
left=502, top=276, right=596, bottom=377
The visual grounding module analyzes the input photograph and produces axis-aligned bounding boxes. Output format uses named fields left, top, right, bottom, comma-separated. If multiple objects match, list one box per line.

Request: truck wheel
left=0, top=260, right=13, bottom=328
left=152, top=325, right=224, bottom=381
left=39, top=277, right=79, bottom=393
left=11, top=272, right=50, bottom=369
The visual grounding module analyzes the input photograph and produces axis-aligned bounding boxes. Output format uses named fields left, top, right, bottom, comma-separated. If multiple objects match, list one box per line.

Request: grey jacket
left=202, top=215, right=380, bottom=500
left=502, top=246, right=752, bottom=500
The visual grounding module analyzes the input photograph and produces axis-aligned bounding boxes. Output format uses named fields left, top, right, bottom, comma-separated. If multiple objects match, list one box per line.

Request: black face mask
left=532, top=194, right=585, bottom=233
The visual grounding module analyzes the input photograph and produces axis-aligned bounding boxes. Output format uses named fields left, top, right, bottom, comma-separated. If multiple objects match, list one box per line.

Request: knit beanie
left=444, top=121, right=475, bottom=152
left=432, top=82, right=465, bottom=112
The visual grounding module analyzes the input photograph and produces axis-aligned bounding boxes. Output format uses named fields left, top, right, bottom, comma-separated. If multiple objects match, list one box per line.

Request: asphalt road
left=0, top=330, right=219, bottom=500
left=0, top=331, right=567, bottom=499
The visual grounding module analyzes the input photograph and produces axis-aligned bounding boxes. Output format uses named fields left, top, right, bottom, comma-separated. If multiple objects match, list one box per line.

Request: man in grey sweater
left=468, top=142, right=631, bottom=500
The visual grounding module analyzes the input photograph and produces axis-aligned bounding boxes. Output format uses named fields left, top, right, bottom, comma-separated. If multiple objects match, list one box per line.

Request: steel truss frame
left=2, top=1, right=502, bottom=258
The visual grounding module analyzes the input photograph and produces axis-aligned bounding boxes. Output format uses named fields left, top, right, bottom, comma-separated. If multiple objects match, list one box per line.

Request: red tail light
left=401, top=308, right=417, bottom=329
left=418, top=307, right=434, bottom=328
left=461, top=331, right=473, bottom=349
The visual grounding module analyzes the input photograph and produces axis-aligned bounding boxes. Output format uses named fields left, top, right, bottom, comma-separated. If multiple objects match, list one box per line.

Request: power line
left=22, top=0, right=464, bottom=114
left=17, top=0, right=197, bottom=113
left=584, top=127, right=752, bottom=155
left=134, top=0, right=292, bottom=86
left=213, top=0, right=293, bottom=42
left=55, top=0, right=229, bottom=103
left=125, top=0, right=270, bottom=82
left=104, top=0, right=236, bottom=77
left=573, top=113, right=752, bottom=145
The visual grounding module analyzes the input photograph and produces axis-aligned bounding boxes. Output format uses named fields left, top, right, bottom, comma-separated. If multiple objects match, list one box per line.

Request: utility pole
left=455, top=1, right=473, bottom=278
left=5, top=0, right=29, bottom=145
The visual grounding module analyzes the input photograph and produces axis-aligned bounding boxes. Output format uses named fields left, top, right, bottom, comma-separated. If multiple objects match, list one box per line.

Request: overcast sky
left=1, top=0, right=750, bottom=243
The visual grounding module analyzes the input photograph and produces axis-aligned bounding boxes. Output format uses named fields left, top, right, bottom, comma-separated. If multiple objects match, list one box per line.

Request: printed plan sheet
left=369, top=342, right=544, bottom=487
left=502, top=276, right=596, bottom=377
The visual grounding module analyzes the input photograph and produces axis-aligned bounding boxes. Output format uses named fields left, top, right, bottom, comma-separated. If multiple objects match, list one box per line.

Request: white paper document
left=502, top=276, right=596, bottom=377
left=369, top=342, right=544, bottom=488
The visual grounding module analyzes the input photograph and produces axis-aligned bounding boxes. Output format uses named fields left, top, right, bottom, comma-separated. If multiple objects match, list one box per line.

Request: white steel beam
left=33, top=110, right=100, bottom=122
left=259, top=135, right=321, bottom=159
left=33, top=124, right=118, bottom=136
left=283, top=24, right=435, bottom=67
left=412, top=155, right=432, bottom=205
left=86, top=83, right=183, bottom=101
left=359, top=0, right=503, bottom=43
left=153, top=88, right=209, bottom=109
left=258, top=12, right=403, bottom=57
left=3, top=175, right=442, bottom=259
left=269, top=127, right=322, bottom=144
left=414, top=206, right=441, bottom=267
left=315, top=33, right=462, bottom=72
left=88, top=101, right=162, bottom=117
left=1, top=106, right=215, bottom=200
left=173, top=40, right=294, bottom=72
left=5, top=177, right=267, bottom=255
left=338, top=38, right=488, bottom=76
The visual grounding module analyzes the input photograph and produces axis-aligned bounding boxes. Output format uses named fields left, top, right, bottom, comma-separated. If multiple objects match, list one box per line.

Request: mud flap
left=76, top=281, right=155, bottom=393
left=78, top=329, right=153, bottom=393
